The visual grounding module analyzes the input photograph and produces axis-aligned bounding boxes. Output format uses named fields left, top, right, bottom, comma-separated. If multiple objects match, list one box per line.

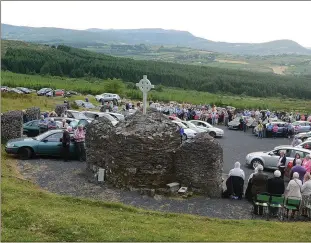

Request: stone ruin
left=25, top=107, right=40, bottom=121
left=175, top=133, right=223, bottom=197
left=86, top=109, right=223, bottom=198
left=55, top=104, right=68, bottom=117
left=1, top=110, right=23, bottom=142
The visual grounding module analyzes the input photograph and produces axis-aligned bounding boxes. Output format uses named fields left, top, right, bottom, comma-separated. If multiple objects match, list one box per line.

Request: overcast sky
left=2, top=1, right=311, bottom=47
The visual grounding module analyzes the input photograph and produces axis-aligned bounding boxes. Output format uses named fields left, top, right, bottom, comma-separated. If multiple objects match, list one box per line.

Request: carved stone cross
left=136, top=75, right=154, bottom=114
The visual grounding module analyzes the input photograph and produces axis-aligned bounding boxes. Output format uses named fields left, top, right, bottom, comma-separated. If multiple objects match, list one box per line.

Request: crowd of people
left=223, top=156, right=311, bottom=218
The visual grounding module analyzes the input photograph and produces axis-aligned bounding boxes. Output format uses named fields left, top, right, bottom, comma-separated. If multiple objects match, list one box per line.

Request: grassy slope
left=2, top=71, right=311, bottom=112
left=2, top=150, right=311, bottom=242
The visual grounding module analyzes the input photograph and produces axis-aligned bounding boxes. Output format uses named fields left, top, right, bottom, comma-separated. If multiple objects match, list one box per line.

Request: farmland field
left=2, top=71, right=311, bottom=112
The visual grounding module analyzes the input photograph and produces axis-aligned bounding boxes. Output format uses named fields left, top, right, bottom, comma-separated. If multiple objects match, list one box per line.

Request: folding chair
left=269, top=196, right=284, bottom=220
left=252, top=194, right=270, bottom=220
left=283, top=197, right=301, bottom=220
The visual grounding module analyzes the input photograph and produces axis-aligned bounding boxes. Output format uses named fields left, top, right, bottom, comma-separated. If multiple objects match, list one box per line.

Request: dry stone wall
left=174, top=132, right=223, bottom=198
left=86, top=110, right=181, bottom=189
left=25, top=107, right=40, bottom=121
left=55, top=104, right=68, bottom=117
left=85, top=109, right=224, bottom=198
left=1, top=110, right=23, bottom=142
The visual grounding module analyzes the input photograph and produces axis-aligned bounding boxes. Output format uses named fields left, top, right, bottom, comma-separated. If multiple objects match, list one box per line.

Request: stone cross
left=136, top=75, right=154, bottom=114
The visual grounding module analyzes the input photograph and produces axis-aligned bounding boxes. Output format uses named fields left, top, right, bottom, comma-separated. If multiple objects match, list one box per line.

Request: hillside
left=2, top=24, right=311, bottom=56
left=1, top=40, right=311, bottom=100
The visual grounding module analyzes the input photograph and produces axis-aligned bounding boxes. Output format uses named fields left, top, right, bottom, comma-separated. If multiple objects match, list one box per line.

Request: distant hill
left=2, top=24, right=311, bottom=56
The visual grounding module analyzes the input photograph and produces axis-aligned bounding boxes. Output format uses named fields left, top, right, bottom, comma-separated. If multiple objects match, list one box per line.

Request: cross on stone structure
left=136, top=75, right=154, bottom=114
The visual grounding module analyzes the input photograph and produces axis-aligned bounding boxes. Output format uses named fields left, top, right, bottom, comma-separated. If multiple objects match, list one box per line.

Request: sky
left=2, top=1, right=311, bottom=47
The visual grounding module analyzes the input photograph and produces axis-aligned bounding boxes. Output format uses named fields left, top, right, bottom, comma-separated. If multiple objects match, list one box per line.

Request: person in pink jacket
left=302, top=155, right=311, bottom=173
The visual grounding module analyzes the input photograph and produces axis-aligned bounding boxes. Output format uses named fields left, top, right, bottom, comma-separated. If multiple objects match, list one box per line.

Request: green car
left=5, top=129, right=83, bottom=160
left=23, top=119, right=89, bottom=137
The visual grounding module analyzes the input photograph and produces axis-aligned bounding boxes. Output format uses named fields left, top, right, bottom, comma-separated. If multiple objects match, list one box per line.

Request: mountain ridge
left=2, top=23, right=311, bottom=55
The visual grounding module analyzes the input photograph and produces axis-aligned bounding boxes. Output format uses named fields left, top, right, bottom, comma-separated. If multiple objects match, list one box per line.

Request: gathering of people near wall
left=223, top=159, right=311, bottom=218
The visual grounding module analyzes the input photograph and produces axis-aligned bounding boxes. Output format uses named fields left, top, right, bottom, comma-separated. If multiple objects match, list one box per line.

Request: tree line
left=1, top=43, right=311, bottom=99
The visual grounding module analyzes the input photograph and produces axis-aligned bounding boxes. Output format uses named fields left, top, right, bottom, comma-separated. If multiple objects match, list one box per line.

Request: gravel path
left=16, top=127, right=295, bottom=220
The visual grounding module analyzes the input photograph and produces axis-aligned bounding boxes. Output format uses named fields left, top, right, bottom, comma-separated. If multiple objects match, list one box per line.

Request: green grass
left=2, top=149, right=311, bottom=241
left=2, top=71, right=311, bottom=112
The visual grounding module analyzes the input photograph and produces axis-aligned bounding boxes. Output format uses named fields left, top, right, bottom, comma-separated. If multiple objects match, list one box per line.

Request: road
left=217, top=125, right=291, bottom=180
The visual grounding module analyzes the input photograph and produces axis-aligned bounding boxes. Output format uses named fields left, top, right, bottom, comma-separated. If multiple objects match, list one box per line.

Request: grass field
left=2, top=71, right=311, bottom=112
left=2, top=149, right=311, bottom=241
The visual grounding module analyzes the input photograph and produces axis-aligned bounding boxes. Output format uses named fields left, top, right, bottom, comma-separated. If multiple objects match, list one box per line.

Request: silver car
left=245, top=146, right=311, bottom=169
left=292, top=121, right=311, bottom=133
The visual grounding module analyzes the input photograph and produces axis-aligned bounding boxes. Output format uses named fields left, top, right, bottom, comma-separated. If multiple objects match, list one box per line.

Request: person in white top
left=228, top=161, right=245, bottom=180
left=285, top=172, right=302, bottom=218
left=301, top=173, right=311, bottom=216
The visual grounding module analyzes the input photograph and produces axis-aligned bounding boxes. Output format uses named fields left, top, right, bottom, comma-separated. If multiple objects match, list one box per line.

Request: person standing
left=272, top=124, right=278, bottom=139
left=302, top=155, right=311, bottom=173
left=277, top=151, right=286, bottom=179
left=301, top=173, right=311, bottom=216
left=256, top=122, right=263, bottom=139
left=74, top=125, right=86, bottom=162
left=62, top=126, right=72, bottom=162
left=290, top=159, right=306, bottom=181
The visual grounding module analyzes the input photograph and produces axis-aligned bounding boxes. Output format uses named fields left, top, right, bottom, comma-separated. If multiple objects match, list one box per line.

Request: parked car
left=95, top=93, right=121, bottom=104
left=23, top=120, right=41, bottom=137
left=1, top=86, right=10, bottom=92
left=5, top=129, right=81, bottom=160
left=172, top=121, right=197, bottom=140
left=253, top=121, right=288, bottom=137
left=16, top=87, right=31, bottom=94
left=37, top=88, right=53, bottom=96
left=292, top=121, right=311, bottom=133
left=23, top=118, right=89, bottom=137
left=245, top=146, right=311, bottom=170
left=227, top=116, right=247, bottom=130
left=10, top=88, right=24, bottom=94
left=65, top=110, right=92, bottom=122
left=188, top=120, right=224, bottom=138
left=81, top=111, right=119, bottom=126
left=296, top=131, right=311, bottom=141
left=106, top=112, right=125, bottom=121
left=173, top=121, right=206, bottom=134
left=274, top=140, right=311, bottom=151
left=54, top=89, right=65, bottom=96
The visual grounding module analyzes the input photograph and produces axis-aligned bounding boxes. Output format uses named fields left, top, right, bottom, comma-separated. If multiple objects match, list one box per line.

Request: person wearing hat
left=251, top=165, right=269, bottom=215
left=74, top=124, right=86, bottom=162
left=62, top=126, right=72, bottom=162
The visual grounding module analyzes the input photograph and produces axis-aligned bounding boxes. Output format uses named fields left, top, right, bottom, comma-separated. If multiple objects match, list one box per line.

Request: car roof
left=275, top=146, right=311, bottom=153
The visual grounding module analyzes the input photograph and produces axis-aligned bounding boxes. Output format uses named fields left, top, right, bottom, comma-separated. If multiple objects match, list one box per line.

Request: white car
left=245, top=146, right=311, bottom=169
left=95, top=93, right=121, bottom=103
left=66, top=110, right=92, bottom=122
left=274, top=140, right=311, bottom=151
left=172, top=121, right=197, bottom=140
left=178, top=121, right=206, bottom=133
left=81, top=111, right=119, bottom=126
left=188, top=120, right=224, bottom=138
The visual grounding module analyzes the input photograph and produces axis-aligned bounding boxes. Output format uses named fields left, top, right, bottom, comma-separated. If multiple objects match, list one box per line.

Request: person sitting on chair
left=224, top=162, right=245, bottom=199
left=251, top=165, right=268, bottom=215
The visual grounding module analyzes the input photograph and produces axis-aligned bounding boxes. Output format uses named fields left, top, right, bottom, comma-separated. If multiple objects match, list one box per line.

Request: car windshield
left=34, top=130, right=55, bottom=141
left=185, top=122, right=197, bottom=129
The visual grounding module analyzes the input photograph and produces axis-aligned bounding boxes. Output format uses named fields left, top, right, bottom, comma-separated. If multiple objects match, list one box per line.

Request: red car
left=54, top=89, right=65, bottom=96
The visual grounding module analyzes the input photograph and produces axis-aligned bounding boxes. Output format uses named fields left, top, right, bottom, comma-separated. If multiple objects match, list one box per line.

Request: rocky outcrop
left=25, top=107, right=40, bottom=121
left=174, top=133, right=223, bottom=198
left=86, top=110, right=181, bottom=189
left=1, top=110, right=23, bottom=142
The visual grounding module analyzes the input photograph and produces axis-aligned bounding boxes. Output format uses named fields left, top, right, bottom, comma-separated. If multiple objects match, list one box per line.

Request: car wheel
left=209, top=131, right=216, bottom=138
left=251, top=159, right=263, bottom=169
left=18, top=147, right=32, bottom=160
